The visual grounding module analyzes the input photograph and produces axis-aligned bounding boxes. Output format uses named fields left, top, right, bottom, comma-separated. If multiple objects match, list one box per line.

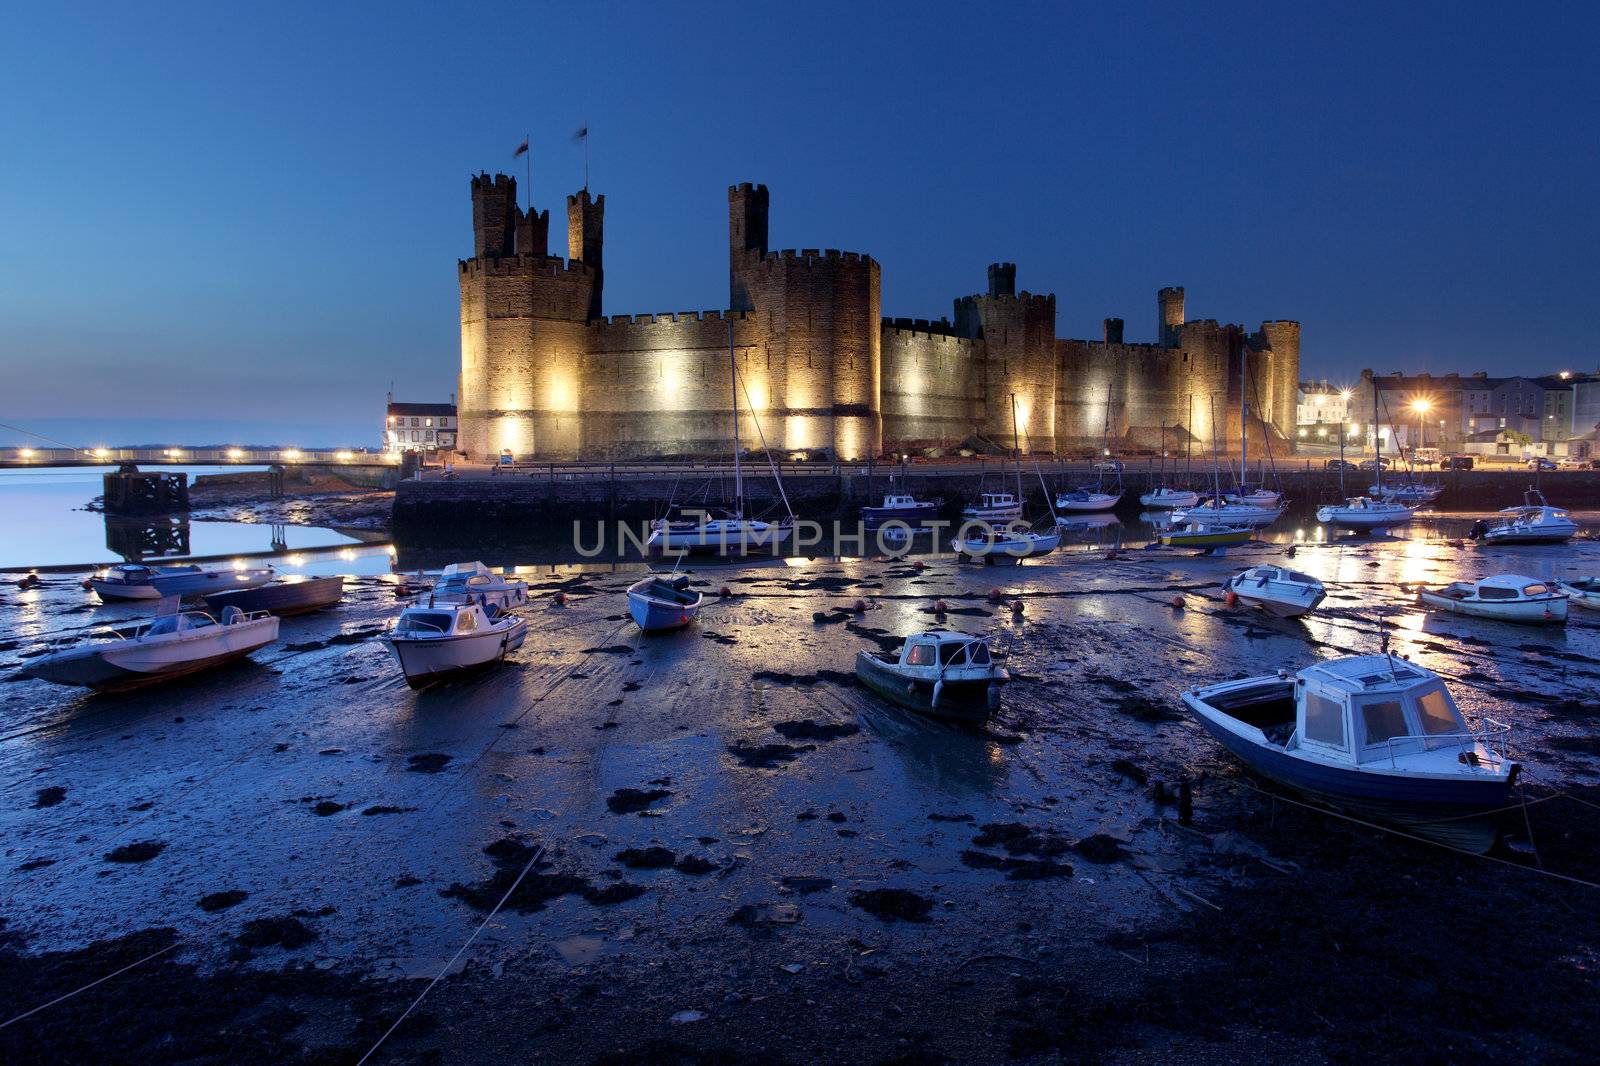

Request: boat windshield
left=938, top=641, right=968, bottom=666
left=1415, top=687, right=1463, bottom=735
left=397, top=611, right=454, bottom=635
left=906, top=643, right=936, bottom=665
left=1522, top=583, right=1550, bottom=596
left=1477, top=586, right=1518, bottom=600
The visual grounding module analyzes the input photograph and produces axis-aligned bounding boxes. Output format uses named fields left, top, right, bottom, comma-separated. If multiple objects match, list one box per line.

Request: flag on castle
left=512, top=137, right=528, bottom=158
left=572, top=125, right=587, bottom=143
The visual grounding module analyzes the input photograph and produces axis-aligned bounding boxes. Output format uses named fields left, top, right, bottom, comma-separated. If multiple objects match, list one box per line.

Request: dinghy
left=862, top=493, right=940, bottom=527
left=1417, top=574, right=1568, bottom=624
left=431, top=562, right=529, bottom=609
left=204, top=575, right=344, bottom=617
left=961, top=492, right=1023, bottom=523
left=951, top=527, right=1060, bottom=562
left=1468, top=491, right=1577, bottom=545
left=387, top=602, right=527, bottom=688
left=855, top=631, right=1008, bottom=724
left=90, top=562, right=276, bottom=602
left=21, top=604, right=279, bottom=691
left=1316, top=495, right=1416, bottom=533
left=1555, top=576, right=1600, bottom=608
left=1139, top=486, right=1200, bottom=509
left=627, top=573, right=704, bottom=633
left=1226, top=565, right=1326, bottom=618
left=1182, top=653, right=1518, bottom=851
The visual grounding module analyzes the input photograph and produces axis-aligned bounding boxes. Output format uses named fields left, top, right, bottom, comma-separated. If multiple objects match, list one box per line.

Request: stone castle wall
left=456, top=173, right=1299, bottom=460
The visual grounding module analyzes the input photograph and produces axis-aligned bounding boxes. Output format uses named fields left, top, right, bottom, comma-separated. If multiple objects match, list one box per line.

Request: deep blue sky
left=1, top=1, right=1594, bottom=447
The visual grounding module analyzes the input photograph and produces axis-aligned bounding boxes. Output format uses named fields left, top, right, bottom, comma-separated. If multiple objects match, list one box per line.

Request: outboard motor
left=1467, top=519, right=1488, bottom=540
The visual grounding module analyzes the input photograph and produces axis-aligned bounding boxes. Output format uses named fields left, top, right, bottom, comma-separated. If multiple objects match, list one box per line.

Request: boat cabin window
left=398, top=611, right=453, bottom=634
left=906, top=643, right=936, bottom=666
left=1416, top=688, right=1461, bottom=735
left=456, top=610, right=477, bottom=633
left=938, top=641, right=968, bottom=666
left=1478, top=586, right=1517, bottom=600
left=1361, top=700, right=1409, bottom=746
left=1522, top=583, right=1549, bottom=596
left=969, top=643, right=991, bottom=665
left=1302, top=691, right=1346, bottom=748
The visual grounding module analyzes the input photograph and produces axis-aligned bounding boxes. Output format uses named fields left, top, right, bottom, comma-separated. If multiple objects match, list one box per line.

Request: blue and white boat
left=91, top=563, right=276, bottom=602
left=204, top=575, right=344, bottom=617
left=627, top=573, right=704, bottom=633
left=862, top=493, right=941, bottom=527
left=1183, top=654, right=1517, bottom=851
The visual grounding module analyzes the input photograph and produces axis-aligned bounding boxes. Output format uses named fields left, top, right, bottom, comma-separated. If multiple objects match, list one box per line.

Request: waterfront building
left=456, top=173, right=1301, bottom=461
left=385, top=399, right=457, bottom=456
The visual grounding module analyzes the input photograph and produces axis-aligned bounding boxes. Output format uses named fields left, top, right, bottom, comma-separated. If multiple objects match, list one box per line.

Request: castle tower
left=516, top=207, right=550, bottom=258
left=471, top=173, right=519, bottom=258
left=1256, top=320, right=1302, bottom=438
left=956, top=264, right=1057, bottom=452
left=1158, top=286, right=1185, bottom=347
left=728, top=182, right=769, bottom=312
left=1103, top=318, right=1124, bottom=344
left=566, top=189, right=605, bottom=319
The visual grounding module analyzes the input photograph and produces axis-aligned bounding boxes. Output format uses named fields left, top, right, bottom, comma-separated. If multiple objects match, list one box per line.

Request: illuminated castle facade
left=457, top=175, right=1299, bottom=459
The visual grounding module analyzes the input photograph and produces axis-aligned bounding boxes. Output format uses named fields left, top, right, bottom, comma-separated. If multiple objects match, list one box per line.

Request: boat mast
left=1208, top=394, right=1223, bottom=502
left=729, top=319, right=743, bottom=518
left=1010, top=393, right=1024, bottom=503
left=1373, top=378, right=1382, bottom=497
left=1238, top=340, right=1248, bottom=491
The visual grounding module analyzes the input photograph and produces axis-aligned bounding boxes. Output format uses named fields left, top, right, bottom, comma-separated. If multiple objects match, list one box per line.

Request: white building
left=1296, top=380, right=1353, bottom=428
left=385, top=400, right=457, bottom=456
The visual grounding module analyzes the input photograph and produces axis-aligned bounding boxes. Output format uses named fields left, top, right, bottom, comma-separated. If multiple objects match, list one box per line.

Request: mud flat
left=1, top=530, right=1598, bottom=1063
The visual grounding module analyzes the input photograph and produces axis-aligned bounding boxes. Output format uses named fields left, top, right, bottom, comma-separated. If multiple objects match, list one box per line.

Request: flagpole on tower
left=524, top=131, right=531, bottom=214
left=584, top=118, right=589, bottom=192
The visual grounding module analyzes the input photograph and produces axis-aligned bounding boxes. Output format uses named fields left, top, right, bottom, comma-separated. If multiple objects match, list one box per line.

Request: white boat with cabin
left=90, top=563, right=276, bottom=602
left=1416, top=574, right=1569, bottom=624
left=1053, top=488, right=1121, bottom=513
left=854, top=631, right=1008, bottom=724
left=962, top=492, right=1023, bottom=523
left=1139, top=486, right=1200, bottom=509
left=1469, top=491, right=1577, bottom=545
left=951, top=527, right=1060, bottom=562
left=387, top=602, right=528, bottom=687
left=862, top=493, right=940, bottom=526
left=1316, top=495, right=1417, bottom=533
left=1226, top=565, right=1326, bottom=618
left=1170, top=497, right=1283, bottom=529
left=430, top=561, right=529, bottom=609
left=21, top=604, right=280, bottom=691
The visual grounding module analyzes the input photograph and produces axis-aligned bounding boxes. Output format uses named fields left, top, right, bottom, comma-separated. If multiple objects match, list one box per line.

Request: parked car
left=1092, top=459, right=1124, bottom=472
left=1557, top=455, right=1587, bottom=469
left=1357, top=458, right=1392, bottom=471
left=1324, top=459, right=1358, bottom=471
left=1442, top=455, right=1475, bottom=471
left=1526, top=457, right=1557, bottom=471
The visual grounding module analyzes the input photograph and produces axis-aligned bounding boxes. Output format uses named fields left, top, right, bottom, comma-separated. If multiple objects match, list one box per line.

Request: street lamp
left=1410, top=399, right=1432, bottom=461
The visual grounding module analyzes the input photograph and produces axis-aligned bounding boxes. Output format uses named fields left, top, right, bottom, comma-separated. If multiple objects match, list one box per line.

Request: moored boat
left=431, top=562, right=529, bottom=609
left=1316, top=496, right=1416, bottom=533
left=1159, top=522, right=1251, bottom=548
left=90, top=563, right=276, bottom=602
left=1053, top=488, right=1121, bottom=513
left=204, top=575, right=345, bottom=617
left=1224, top=487, right=1282, bottom=508
left=1555, top=576, right=1600, bottom=608
left=1226, top=565, right=1326, bottom=618
left=387, top=602, right=527, bottom=688
left=647, top=509, right=794, bottom=554
left=1139, top=486, right=1200, bottom=509
left=627, top=573, right=704, bottom=633
left=1182, top=653, right=1518, bottom=851
left=854, top=631, right=1008, bottom=724
left=1170, top=497, right=1283, bottom=529
left=951, top=527, right=1060, bottom=562
left=1468, top=491, right=1577, bottom=545
left=1417, top=574, right=1568, bottom=624
left=21, top=605, right=280, bottom=691
left=862, top=493, right=941, bottom=526
left=961, top=492, right=1023, bottom=523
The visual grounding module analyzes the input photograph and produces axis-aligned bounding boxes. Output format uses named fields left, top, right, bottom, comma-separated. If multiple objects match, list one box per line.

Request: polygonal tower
left=955, top=264, right=1057, bottom=452
left=566, top=189, right=605, bottom=320
left=1158, top=286, right=1185, bottom=347
left=728, top=182, right=769, bottom=312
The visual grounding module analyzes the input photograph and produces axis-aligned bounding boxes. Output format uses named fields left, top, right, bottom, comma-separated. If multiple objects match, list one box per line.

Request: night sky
left=1, top=1, right=1594, bottom=447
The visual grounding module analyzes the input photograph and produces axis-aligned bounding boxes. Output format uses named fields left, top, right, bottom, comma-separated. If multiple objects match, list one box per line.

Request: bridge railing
left=2, top=446, right=396, bottom=466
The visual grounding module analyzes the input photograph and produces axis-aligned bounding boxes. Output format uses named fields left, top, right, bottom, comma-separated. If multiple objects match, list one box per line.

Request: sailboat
left=648, top=322, right=797, bottom=555
left=1317, top=387, right=1416, bottom=533
left=1142, top=396, right=1201, bottom=509
left=1162, top=396, right=1253, bottom=548
left=1171, top=353, right=1283, bottom=528
left=1056, top=389, right=1123, bottom=514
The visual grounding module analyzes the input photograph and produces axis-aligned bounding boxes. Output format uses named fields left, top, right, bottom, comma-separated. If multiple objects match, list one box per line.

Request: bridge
left=0, top=445, right=398, bottom=470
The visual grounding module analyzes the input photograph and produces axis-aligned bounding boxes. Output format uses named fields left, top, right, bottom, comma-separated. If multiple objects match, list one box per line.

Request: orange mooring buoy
left=1170, top=595, right=1185, bottom=609
left=853, top=598, right=867, bottom=613
left=987, top=587, right=1004, bottom=603
left=913, top=560, right=926, bottom=571
left=933, top=599, right=948, bottom=614
left=719, top=586, right=732, bottom=598
left=554, top=591, right=568, bottom=606
left=1224, top=590, right=1238, bottom=606
left=1010, top=599, right=1024, bottom=615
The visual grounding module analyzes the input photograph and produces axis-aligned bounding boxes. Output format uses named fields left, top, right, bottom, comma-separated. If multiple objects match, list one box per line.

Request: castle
left=458, top=175, right=1299, bottom=460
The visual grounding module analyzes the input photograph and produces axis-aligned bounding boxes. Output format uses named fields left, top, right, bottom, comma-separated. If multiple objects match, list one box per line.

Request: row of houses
left=1297, top=369, right=1600, bottom=460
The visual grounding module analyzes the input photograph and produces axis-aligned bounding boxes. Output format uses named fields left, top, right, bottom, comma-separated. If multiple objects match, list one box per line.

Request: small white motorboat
left=431, top=562, right=529, bottom=609
left=21, top=604, right=280, bottom=691
left=961, top=492, right=1023, bottom=523
left=90, top=563, right=276, bottom=602
left=1054, top=488, right=1121, bottom=513
left=1226, top=565, right=1326, bottom=618
left=1417, top=574, right=1569, bottom=625
left=1316, top=496, right=1417, bottom=533
left=951, top=527, right=1060, bottom=562
left=1468, top=492, right=1577, bottom=545
left=1555, top=577, right=1600, bottom=608
left=1183, top=653, right=1517, bottom=851
left=1374, top=482, right=1441, bottom=504
left=627, top=573, right=704, bottom=633
left=1224, top=488, right=1282, bottom=508
left=1170, top=498, right=1283, bottom=529
left=862, top=493, right=941, bottom=526
left=1139, top=486, right=1200, bottom=509
left=854, top=631, right=1008, bottom=724
left=387, top=602, right=528, bottom=688
left=646, top=508, right=794, bottom=555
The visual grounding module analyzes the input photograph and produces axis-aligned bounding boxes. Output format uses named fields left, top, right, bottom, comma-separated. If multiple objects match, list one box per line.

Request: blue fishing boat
left=91, top=563, right=276, bottom=602
left=1182, top=653, right=1517, bottom=851
left=627, top=573, right=704, bottom=633
left=861, top=493, right=941, bottom=527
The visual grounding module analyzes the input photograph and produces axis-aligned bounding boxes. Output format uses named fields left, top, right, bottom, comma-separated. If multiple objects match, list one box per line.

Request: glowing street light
left=1410, top=398, right=1433, bottom=454
left=226, top=448, right=245, bottom=460
left=19, top=448, right=36, bottom=459
left=282, top=448, right=303, bottom=461
left=91, top=447, right=109, bottom=459
left=334, top=450, right=354, bottom=461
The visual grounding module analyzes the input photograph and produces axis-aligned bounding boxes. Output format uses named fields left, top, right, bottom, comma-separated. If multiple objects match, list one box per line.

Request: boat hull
left=388, top=618, right=527, bottom=688
left=1316, top=507, right=1415, bottom=532
left=1160, top=528, right=1251, bottom=547
left=854, top=650, right=999, bottom=725
left=204, top=576, right=345, bottom=617
left=862, top=503, right=939, bottom=525
left=1556, top=580, right=1600, bottom=607
left=1233, top=589, right=1326, bottom=618
left=1055, top=494, right=1120, bottom=513
left=1184, top=696, right=1514, bottom=851
left=1478, top=528, right=1576, bottom=545
left=1139, top=490, right=1200, bottom=509
left=1418, top=590, right=1568, bottom=624
left=648, top=525, right=794, bottom=555
left=1170, top=506, right=1281, bottom=529
left=92, top=567, right=276, bottom=602
left=627, top=578, right=704, bottom=633
left=23, top=617, right=280, bottom=692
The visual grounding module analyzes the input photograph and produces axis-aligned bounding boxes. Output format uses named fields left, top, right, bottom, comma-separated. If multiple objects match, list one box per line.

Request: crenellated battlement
left=881, top=319, right=974, bottom=344
left=759, top=247, right=875, bottom=267
left=589, top=309, right=755, bottom=328
left=458, top=255, right=595, bottom=279
left=471, top=172, right=516, bottom=191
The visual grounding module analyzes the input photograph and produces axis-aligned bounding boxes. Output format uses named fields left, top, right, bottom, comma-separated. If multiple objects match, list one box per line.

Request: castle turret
left=1103, top=317, right=1124, bottom=344
left=987, top=262, right=1016, bottom=297
left=1256, top=320, right=1302, bottom=438
left=1158, top=286, right=1185, bottom=347
left=956, top=265, right=1057, bottom=453
left=567, top=189, right=605, bottom=319
left=471, top=173, right=519, bottom=258
left=516, top=207, right=550, bottom=259
left=728, top=182, right=769, bottom=312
